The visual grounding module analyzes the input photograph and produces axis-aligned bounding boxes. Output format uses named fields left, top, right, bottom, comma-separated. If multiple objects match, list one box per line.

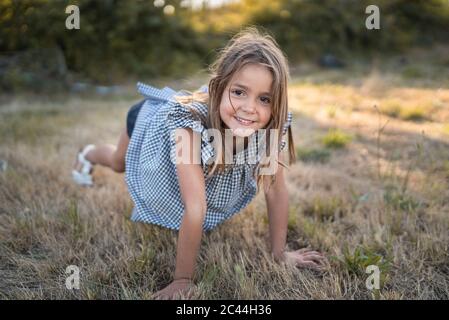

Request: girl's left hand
left=152, top=279, right=196, bottom=300
left=281, top=248, right=328, bottom=271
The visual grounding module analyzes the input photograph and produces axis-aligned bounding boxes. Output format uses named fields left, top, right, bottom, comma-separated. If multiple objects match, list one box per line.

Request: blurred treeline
left=0, top=0, right=448, bottom=91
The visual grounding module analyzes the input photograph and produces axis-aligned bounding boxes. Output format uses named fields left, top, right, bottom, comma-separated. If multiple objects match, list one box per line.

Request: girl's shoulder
left=165, top=99, right=213, bottom=163
left=165, top=100, right=209, bottom=133
left=137, top=82, right=178, bottom=102
left=136, top=81, right=209, bottom=124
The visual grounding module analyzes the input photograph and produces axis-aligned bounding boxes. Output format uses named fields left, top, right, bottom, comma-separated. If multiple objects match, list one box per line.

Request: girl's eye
left=231, top=89, right=244, bottom=96
left=230, top=89, right=270, bottom=104
left=260, top=97, right=271, bottom=104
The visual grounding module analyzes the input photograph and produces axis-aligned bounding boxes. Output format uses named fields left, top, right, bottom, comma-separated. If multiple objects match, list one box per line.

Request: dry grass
left=1, top=52, right=449, bottom=300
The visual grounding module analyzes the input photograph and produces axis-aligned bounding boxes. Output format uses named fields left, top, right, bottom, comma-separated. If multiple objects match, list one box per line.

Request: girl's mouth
left=234, top=116, right=255, bottom=126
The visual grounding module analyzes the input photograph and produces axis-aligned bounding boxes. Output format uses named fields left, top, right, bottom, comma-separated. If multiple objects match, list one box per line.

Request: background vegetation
left=1, top=0, right=448, bottom=89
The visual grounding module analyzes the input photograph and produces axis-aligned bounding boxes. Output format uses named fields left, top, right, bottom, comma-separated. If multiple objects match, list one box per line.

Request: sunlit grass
left=442, top=124, right=449, bottom=135
left=1, top=61, right=448, bottom=299
left=400, top=106, right=429, bottom=122
left=0, top=109, right=80, bottom=144
left=381, top=99, right=431, bottom=122
left=302, top=195, right=346, bottom=221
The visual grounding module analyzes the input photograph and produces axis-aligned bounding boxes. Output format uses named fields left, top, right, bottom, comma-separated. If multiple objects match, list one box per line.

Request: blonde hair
left=175, top=26, right=296, bottom=192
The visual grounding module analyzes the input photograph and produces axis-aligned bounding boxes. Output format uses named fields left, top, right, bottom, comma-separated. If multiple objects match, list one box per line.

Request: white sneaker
left=72, top=144, right=95, bottom=186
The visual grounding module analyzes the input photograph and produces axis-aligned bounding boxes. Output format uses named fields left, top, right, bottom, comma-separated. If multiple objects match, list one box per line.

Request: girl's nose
left=240, top=99, right=257, bottom=114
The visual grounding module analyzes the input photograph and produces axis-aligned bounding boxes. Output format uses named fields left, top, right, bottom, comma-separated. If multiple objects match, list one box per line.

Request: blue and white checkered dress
left=125, top=82, right=292, bottom=231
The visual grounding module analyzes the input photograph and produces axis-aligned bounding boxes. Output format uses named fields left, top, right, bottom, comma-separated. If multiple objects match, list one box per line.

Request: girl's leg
left=77, top=128, right=130, bottom=173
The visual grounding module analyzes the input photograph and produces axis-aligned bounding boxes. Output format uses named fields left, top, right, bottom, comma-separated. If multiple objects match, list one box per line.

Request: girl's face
left=219, top=63, right=273, bottom=137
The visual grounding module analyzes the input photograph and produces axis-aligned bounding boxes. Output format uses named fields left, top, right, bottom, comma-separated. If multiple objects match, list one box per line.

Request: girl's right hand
left=152, top=279, right=196, bottom=300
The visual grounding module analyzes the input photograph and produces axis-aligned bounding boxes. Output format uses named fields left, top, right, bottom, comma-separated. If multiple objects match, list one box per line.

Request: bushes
left=0, top=48, right=68, bottom=92
left=0, top=0, right=208, bottom=85
left=251, top=0, right=449, bottom=58
left=1, top=0, right=448, bottom=90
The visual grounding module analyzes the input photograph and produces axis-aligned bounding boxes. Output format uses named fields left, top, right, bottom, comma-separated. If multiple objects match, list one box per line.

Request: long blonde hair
left=175, top=27, right=296, bottom=192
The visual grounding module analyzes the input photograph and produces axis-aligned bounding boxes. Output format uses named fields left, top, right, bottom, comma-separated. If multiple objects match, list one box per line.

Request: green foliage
left=296, top=147, right=331, bottom=163
left=0, top=0, right=208, bottom=83
left=335, top=245, right=392, bottom=296
left=322, top=129, right=352, bottom=149
left=338, top=245, right=391, bottom=277
left=251, top=0, right=449, bottom=59
left=1, top=0, right=448, bottom=88
left=335, top=245, right=392, bottom=298
left=303, top=196, right=345, bottom=221
left=381, top=99, right=430, bottom=122
left=287, top=210, right=297, bottom=231
left=383, top=184, right=422, bottom=211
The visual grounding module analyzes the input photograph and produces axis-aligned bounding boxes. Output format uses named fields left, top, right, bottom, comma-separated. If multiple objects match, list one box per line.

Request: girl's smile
left=234, top=115, right=255, bottom=126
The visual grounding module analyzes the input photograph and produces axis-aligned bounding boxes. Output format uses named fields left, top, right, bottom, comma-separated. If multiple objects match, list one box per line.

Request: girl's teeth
left=236, top=117, right=253, bottom=125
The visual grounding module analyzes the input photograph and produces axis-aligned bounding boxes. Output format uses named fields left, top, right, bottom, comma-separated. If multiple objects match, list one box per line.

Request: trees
left=0, top=0, right=448, bottom=87
left=0, top=0, right=205, bottom=83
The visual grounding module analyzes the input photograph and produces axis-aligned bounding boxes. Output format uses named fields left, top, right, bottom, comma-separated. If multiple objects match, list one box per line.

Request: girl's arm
left=264, top=154, right=289, bottom=260
left=152, top=128, right=207, bottom=299
left=264, top=153, right=327, bottom=270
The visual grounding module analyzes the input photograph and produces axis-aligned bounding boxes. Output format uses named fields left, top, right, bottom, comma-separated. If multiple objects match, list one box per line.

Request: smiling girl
left=72, top=27, right=326, bottom=299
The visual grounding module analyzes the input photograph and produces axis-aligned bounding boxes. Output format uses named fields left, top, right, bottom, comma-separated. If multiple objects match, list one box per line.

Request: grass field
left=1, top=47, right=448, bottom=299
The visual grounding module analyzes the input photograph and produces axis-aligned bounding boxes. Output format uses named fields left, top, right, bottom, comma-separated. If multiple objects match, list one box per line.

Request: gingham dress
left=125, top=82, right=292, bottom=231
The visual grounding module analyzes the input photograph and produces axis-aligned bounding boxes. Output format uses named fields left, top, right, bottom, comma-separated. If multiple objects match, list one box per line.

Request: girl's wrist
left=272, top=249, right=286, bottom=262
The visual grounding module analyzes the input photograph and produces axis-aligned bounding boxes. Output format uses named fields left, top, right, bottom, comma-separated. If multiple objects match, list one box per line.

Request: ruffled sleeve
left=166, top=102, right=215, bottom=169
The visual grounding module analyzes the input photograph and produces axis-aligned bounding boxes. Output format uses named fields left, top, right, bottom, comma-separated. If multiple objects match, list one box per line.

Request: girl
left=72, top=27, right=326, bottom=299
